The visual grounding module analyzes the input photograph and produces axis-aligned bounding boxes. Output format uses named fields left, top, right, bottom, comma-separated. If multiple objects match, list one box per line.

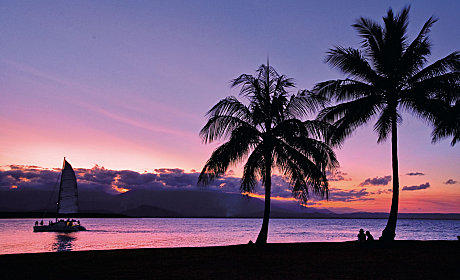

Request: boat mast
left=56, top=157, right=66, bottom=221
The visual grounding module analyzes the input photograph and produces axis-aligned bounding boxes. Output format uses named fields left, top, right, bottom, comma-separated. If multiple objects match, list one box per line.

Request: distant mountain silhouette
left=121, top=205, right=181, bottom=217
left=0, top=188, right=331, bottom=217
left=1, top=189, right=459, bottom=219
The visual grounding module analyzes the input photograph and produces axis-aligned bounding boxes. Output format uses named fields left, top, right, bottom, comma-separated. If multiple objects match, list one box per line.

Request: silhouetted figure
left=366, top=231, right=374, bottom=241
left=40, top=220, right=43, bottom=226
left=357, top=229, right=366, bottom=243
left=35, top=221, right=38, bottom=226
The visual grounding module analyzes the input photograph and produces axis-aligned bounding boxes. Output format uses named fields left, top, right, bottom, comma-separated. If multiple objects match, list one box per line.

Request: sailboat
left=33, top=158, right=87, bottom=232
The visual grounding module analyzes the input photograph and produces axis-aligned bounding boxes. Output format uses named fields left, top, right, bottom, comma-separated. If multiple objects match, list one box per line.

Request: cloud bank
left=406, top=172, right=425, bottom=176
left=0, top=165, right=391, bottom=204
left=1, top=165, right=244, bottom=195
left=325, top=170, right=351, bottom=182
left=359, top=176, right=391, bottom=187
left=327, top=188, right=373, bottom=202
left=402, top=182, right=430, bottom=191
left=444, top=179, right=458, bottom=185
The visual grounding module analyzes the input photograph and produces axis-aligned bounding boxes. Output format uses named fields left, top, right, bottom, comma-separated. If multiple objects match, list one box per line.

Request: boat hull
left=33, top=224, right=86, bottom=232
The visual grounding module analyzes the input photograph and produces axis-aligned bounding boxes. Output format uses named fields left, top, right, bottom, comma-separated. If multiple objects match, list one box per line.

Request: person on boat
left=40, top=220, right=43, bottom=226
left=357, top=229, right=366, bottom=243
left=366, top=231, right=374, bottom=241
left=35, top=221, right=38, bottom=226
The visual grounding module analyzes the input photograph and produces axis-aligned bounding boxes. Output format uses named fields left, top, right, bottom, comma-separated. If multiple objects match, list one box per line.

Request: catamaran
left=33, top=158, right=87, bottom=232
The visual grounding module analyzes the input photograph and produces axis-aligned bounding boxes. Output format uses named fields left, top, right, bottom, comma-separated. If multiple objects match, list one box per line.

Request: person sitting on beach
left=357, top=229, right=366, bottom=243
left=366, top=231, right=374, bottom=241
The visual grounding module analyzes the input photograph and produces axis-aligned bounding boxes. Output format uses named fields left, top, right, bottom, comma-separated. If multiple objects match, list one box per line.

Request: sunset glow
left=111, top=174, right=129, bottom=193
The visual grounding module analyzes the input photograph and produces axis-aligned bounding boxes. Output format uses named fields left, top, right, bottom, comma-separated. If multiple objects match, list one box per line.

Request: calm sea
left=1, top=218, right=459, bottom=255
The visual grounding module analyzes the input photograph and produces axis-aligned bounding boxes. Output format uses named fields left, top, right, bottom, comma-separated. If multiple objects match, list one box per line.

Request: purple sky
left=1, top=0, right=459, bottom=212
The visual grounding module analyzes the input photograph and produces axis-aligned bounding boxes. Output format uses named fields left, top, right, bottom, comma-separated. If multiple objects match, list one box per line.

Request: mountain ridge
left=1, top=189, right=459, bottom=219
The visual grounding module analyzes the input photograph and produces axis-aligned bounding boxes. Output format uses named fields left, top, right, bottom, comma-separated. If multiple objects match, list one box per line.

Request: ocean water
left=0, top=218, right=459, bottom=255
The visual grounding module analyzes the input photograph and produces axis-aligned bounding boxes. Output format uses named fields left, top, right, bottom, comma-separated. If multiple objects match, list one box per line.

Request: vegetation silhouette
left=198, top=63, right=338, bottom=244
left=430, top=100, right=460, bottom=146
left=314, top=6, right=460, bottom=241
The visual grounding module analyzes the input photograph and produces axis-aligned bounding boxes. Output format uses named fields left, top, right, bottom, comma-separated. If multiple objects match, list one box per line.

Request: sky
left=1, top=0, right=459, bottom=213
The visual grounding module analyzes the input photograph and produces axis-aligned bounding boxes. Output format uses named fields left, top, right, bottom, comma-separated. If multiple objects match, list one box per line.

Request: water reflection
left=2, top=218, right=460, bottom=254
left=52, top=234, right=76, bottom=252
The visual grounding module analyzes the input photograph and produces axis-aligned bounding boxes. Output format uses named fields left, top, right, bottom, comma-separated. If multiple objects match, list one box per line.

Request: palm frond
left=400, top=16, right=437, bottom=78
left=198, top=125, right=260, bottom=185
left=430, top=101, right=460, bottom=146
left=325, top=46, right=378, bottom=83
left=409, top=72, right=460, bottom=103
left=284, top=90, right=326, bottom=120
left=352, top=16, right=383, bottom=62
left=205, top=96, right=251, bottom=119
left=303, top=120, right=342, bottom=147
left=400, top=95, right=444, bottom=125
left=317, top=96, right=383, bottom=143
left=241, top=144, right=264, bottom=193
left=409, top=51, right=460, bottom=84
left=200, top=115, right=255, bottom=143
left=374, top=107, right=401, bottom=143
left=313, top=79, right=374, bottom=102
left=273, top=139, right=332, bottom=202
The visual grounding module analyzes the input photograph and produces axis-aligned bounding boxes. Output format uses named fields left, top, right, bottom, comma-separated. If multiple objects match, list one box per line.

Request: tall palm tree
left=199, top=64, right=338, bottom=244
left=314, top=7, right=460, bottom=241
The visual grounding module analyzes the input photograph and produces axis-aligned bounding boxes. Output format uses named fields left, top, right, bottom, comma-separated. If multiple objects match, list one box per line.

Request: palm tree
left=198, top=64, right=338, bottom=244
left=314, top=7, right=460, bottom=241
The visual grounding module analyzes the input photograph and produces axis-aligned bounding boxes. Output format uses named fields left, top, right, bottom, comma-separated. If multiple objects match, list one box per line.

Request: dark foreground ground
left=1, top=241, right=459, bottom=279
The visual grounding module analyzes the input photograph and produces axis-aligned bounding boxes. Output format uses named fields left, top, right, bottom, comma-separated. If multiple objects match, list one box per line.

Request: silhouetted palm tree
left=199, top=64, right=338, bottom=244
left=314, top=7, right=460, bottom=241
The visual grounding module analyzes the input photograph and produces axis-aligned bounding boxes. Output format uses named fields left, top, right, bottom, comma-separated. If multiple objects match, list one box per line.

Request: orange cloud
left=242, top=192, right=297, bottom=202
left=111, top=174, right=129, bottom=193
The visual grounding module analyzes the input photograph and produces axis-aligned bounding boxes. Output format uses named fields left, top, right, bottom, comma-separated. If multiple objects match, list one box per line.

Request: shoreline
left=2, top=212, right=460, bottom=220
left=1, top=241, right=459, bottom=279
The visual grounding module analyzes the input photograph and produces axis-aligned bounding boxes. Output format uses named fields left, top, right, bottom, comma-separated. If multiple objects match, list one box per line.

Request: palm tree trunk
left=380, top=114, right=399, bottom=241
left=255, top=159, right=272, bottom=245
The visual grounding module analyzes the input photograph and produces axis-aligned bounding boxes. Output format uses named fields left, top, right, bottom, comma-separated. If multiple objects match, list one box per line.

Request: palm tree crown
left=199, top=64, right=338, bottom=244
left=314, top=6, right=459, bottom=241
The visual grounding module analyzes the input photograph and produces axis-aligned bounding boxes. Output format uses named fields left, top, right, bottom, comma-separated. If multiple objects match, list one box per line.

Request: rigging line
left=41, top=169, right=61, bottom=220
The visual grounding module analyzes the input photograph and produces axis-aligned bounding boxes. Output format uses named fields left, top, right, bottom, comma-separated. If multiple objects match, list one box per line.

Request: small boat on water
left=33, top=158, right=87, bottom=232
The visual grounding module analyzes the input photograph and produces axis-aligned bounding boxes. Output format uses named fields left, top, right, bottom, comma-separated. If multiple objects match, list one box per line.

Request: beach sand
left=1, top=241, right=459, bottom=279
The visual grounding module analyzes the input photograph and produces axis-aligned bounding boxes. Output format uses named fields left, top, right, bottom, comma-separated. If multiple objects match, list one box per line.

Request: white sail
left=57, top=160, right=79, bottom=214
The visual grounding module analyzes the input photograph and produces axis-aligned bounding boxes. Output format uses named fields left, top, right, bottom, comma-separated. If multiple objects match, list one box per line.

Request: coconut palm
left=198, top=64, right=338, bottom=244
left=314, top=7, right=460, bottom=241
